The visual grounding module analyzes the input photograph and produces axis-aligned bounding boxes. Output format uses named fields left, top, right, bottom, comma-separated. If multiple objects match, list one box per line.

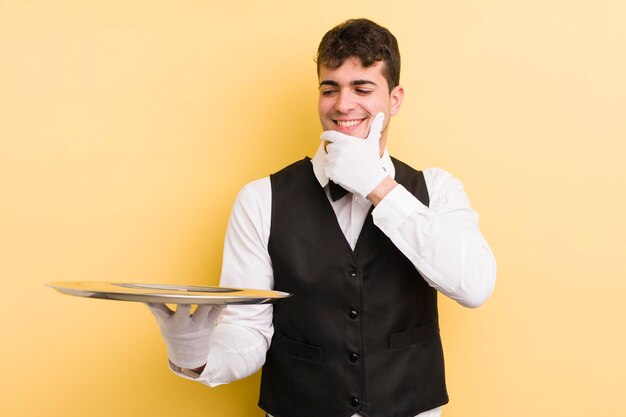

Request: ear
left=389, top=85, right=404, bottom=116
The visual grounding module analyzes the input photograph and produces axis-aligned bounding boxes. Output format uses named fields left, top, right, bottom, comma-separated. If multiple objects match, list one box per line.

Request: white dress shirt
left=175, top=144, right=496, bottom=417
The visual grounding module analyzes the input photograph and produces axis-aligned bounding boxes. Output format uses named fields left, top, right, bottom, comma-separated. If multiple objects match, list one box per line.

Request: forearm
left=201, top=317, right=273, bottom=386
left=367, top=176, right=398, bottom=206
left=372, top=172, right=496, bottom=307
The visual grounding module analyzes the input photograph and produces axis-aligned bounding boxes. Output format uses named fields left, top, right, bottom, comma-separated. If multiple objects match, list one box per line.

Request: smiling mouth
left=335, top=119, right=365, bottom=127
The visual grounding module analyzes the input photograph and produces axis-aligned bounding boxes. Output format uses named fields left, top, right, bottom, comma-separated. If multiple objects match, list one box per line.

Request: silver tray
left=47, top=281, right=291, bottom=305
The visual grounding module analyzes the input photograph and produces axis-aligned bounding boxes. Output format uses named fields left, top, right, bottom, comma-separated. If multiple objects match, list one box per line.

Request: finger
left=192, top=304, right=218, bottom=321
left=325, top=137, right=355, bottom=157
left=324, top=151, right=339, bottom=179
left=194, top=304, right=226, bottom=323
left=206, top=305, right=226, bottom=324
left=365, top=112, right=385, bottom=146
left=146, top=303, right=174, bottom=319
left=320, top=129, right=354, bottom=144
left=174, top=304, right=192, bottom=324
left=324, top=141, right=344, bottom=155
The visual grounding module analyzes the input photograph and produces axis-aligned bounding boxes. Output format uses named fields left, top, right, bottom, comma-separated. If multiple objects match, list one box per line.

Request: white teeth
left=337, top=120, right=361, bottom=127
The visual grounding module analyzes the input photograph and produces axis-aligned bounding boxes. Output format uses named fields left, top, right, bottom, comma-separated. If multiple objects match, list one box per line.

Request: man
left=148, top=18, right=496, bottom=417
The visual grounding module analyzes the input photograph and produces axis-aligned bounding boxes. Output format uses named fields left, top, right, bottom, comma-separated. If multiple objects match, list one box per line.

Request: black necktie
left=328, top=181, right=350, bottom=201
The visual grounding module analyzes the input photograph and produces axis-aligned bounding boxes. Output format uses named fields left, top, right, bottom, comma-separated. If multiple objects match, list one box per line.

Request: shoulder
left=388, top=157, right=463, bottom=193
left=423, top=167, right=465, bottom=193
left=233, top=177, right=272, bottom=213
left=240, top=177, right=271, bottom=195
left=389, top=160, right=470, bottom=207
left=422, top=167, right=472, bottom=209
left=232, top=157, right=312, bottom=216
left=238, top=157, right=310, bottom=201
left=270, top=157, right=312, bottom=179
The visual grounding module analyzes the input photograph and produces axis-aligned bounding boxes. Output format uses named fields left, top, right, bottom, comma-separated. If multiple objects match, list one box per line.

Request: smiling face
left=318, top=57, right=404, bottom=151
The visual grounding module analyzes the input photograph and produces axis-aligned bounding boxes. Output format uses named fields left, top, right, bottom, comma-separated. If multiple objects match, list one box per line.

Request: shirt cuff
left=372, top=184, right=428, bottom=229
left=169, top=360, right=202, bottom=380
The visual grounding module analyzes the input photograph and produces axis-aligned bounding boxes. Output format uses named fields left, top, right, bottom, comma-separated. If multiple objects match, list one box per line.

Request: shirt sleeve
left=171, top=178, right=275, bottom=386
left=372, top=168, right=496, bottom=308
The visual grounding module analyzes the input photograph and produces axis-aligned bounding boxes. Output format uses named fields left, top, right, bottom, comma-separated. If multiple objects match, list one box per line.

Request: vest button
left=350, top=397, right=360, bottom=407
left=349, top=309, right=358, bottom=319
left=349, top=353, right=359, bottom=362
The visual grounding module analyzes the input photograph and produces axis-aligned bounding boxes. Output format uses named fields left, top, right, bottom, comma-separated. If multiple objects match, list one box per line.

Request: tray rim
left=46, top=281, right=292, bottom=305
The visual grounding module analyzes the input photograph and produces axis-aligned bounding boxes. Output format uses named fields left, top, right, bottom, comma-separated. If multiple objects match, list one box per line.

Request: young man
left=148, top=18, right=496, bottom=417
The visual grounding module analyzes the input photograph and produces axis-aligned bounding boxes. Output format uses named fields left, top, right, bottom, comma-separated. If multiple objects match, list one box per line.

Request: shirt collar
left=311, top=142, right=395, bottom=188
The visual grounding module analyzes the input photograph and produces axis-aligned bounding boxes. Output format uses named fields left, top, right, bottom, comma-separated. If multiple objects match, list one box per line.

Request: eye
left=355, top=89, right=372, bottom=95
left=320, top=89, right=337, bottom=96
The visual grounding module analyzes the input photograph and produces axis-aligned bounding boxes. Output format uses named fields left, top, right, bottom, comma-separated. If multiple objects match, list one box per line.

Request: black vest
left=259, top=157, right=448, bottom=417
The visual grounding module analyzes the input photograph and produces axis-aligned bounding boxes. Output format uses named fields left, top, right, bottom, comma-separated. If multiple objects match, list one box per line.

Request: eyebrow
left=319, top=79, right=378, bottom=87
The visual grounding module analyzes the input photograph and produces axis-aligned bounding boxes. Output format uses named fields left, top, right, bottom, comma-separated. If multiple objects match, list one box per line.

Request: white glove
left=147, top=303, right=224, bottom=369
left=321, top=112, right=388, bottom=199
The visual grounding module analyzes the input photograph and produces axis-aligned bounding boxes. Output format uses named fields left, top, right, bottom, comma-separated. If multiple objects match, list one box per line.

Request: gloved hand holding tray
left=47, top=281, right=291, bottom=305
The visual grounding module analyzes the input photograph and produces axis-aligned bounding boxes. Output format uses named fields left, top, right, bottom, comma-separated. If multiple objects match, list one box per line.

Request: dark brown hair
left=316, top=18, right=401, bottom=91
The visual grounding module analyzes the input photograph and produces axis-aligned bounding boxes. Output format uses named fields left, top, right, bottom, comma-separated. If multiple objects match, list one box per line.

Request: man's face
left=318, top=57, right=404, bottom=151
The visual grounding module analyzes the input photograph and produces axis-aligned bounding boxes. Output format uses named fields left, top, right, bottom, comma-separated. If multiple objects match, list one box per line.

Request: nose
left=334, top=91, right=356, bottom=114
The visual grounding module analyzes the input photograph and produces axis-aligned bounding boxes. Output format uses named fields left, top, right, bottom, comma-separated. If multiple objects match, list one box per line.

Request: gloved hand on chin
left=322, top=112, right=388, bottom=199
left=147, top=303, right=224, bottom=370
